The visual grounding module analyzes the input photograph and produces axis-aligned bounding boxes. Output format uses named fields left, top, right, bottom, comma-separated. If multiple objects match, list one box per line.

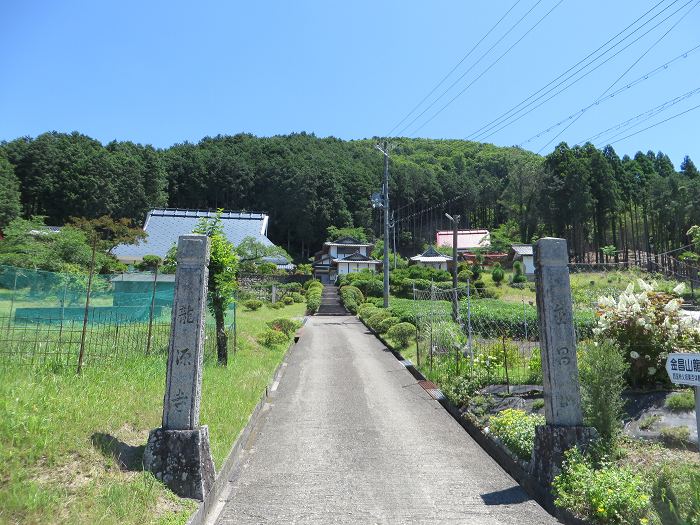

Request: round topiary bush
left=377, top=316, right=400, bottom=334
left=257, top=328, right=290, bottom=348
left=243, top=299, right=263, bottom=311
left=386, top=322, right=416, bottom=348
left=291, top=292, right=305, bottom=303
left=367, top=309, right=392, bottom=331
left=358, top=303, right=379, bottom=320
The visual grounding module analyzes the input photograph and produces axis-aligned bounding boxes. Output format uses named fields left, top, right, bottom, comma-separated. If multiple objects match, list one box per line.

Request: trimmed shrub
left=377, top=316, right=400, bottom=334
left=579, top=340, right=626, bottom=442
left=283, top=296, right=295, bottom=305
left=553, top=448, right=652, bottom=524
left=291, top=292, right=305, bottom=303
left=282, top=282, right=303, bottom=293
left=304, top=279, right=321, bottom=290
left=511, top=261, right=527, bottom=284
left=306, top=283, right=322, bottom=314
left=489, top=408, right=544, bottom=461
left=243, top=299, right=263, bottom=311
left=491, top=263, right=504, bottom=285
left=358, top=303, right=378, bottom=320
left=367, top=309, right=392, bottom=331
left=386, top=322, right=416, bottom=348
left=458, top=269, right=473, bottom=282
left=339, top=285, right=365, bottom=314
left=257, top=328, right=290, bottom=348
left=267, top=318, right=301, bottom=337
left=267, top=301, right=284, bottom=310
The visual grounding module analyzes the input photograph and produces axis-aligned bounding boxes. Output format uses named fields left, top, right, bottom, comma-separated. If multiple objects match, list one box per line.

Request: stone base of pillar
left=529, top=424, right=598, bottom=487
left=144, top=425, right=215, bottom=501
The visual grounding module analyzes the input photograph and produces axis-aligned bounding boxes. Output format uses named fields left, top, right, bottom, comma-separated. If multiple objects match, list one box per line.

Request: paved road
left=214, top=316, right=557, bottom=524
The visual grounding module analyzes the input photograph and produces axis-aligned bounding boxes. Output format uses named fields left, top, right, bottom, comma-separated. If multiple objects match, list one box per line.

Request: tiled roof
left=511, top=244, right=534, bottom=256
left=411, top=245, right=450, bottom=262
left=113, top=208, right=274, bottom=260
left=334, top=251, right=381, bottom=263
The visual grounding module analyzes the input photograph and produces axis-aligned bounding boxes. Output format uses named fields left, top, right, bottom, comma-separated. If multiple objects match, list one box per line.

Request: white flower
left=647, top=367, right=657, bottom=375
left=630, top=351, right=640, bottom=359
left=673, top=283, right=686, bottom=295
left=664, top=299, right=681, bottom=313
left=638, top=279, right=653, bottom=292
left=598, top=296, right=616, bottom=308
left=625, top=283, right=635, bottom=294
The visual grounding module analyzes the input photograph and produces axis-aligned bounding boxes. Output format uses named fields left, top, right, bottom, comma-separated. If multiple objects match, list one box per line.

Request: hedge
left=306, top=281, right=323, bottom=314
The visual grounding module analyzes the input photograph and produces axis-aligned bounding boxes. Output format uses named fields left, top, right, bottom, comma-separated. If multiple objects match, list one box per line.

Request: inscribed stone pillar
left=163, top=235, right=210, bottom=430
left=530, top=237, right=596, bottom=488
left=534, top=237, right=582, bottom=426
left=144, top=234, right=215, bottom=500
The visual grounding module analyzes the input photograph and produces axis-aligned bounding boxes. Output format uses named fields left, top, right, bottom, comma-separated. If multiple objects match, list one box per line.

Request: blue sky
left=1, top=1, right=698, bottom=165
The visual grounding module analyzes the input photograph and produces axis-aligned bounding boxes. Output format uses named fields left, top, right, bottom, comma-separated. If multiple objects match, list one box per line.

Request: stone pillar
left=530, top=238, right=596, bottom=486
left=144, top=235, right=215, bottom=500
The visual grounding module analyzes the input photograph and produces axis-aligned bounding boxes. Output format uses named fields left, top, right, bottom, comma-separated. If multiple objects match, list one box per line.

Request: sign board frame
left=665, top=352, right=700, bottom=452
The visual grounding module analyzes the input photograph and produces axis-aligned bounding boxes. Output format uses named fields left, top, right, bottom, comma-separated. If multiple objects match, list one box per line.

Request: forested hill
left=1, top=131, right=699, bottom=261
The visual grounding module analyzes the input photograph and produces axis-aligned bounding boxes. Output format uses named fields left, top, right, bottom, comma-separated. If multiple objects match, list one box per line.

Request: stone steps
left=316, top=285, right=349, bottom=316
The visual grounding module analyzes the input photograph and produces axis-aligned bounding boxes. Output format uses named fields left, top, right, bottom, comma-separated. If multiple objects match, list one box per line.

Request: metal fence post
left=146, top=265, right=159, bottom=355
left=77, top=237, right=97, bottom=374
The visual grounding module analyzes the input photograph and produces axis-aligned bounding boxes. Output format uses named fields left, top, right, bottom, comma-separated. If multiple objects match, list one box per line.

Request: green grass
left=665, top=390, right=696, bottom=412
left=0, top=301, right=304, bottom=525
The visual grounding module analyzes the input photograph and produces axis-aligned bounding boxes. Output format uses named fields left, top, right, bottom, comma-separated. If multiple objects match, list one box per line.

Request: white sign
left=666, top=353, right=700, bottom=387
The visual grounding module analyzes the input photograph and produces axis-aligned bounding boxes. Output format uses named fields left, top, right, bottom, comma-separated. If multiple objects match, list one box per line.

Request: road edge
left=185, top=317, right=308, bottom=525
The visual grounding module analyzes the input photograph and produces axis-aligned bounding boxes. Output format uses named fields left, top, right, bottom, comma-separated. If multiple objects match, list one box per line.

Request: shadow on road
left=480, top=486, right=531, bottom=505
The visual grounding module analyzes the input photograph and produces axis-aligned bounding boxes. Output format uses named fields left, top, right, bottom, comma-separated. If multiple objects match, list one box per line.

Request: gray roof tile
left=113, top=208, right=274, bottom=259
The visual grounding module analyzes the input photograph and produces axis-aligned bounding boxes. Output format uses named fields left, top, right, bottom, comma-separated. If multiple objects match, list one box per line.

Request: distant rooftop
left=113, top=208, right=274, bottom=261
left=436, top=229, right=490, bottom=251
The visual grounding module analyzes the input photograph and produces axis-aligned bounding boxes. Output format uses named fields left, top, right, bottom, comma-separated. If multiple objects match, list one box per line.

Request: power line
left=605, top=101, right=700, bottom=146
left=385, top=0, right=524, bottom=137
left=581, top=86, right=700, bottom=146
left=518, top=43, right=700, bottom=146
left=393, top=0, right=547, bottom=138
left=536, top=0, right=698, bottom=153
left=406, top=0, right=565, bottom=138
left=466, top=0, right=677, bottom=141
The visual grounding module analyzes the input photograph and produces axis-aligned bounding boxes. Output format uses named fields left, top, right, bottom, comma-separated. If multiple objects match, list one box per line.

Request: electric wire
left=406, top=0, right=565, bottom=138
left=577, top=86, right=700, bottom=146
left=466, top=0, right=677, bottom=141
left=605, top=101, right=700, bottom=146
left=536, top=0, right=698, bottom=153
left=393, top=0, right=547, bottom=138
left=385, top=0, right=524, bottom=137
left=518, top=43, right=700, bottom=146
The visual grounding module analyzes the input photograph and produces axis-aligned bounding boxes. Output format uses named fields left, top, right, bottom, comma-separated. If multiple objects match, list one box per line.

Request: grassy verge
left=0, top=302, right=304, bottom=525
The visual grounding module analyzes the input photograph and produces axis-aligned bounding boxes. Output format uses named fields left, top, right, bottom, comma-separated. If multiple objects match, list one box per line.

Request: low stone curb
left=185, top=317, right=308, bottom=525
left=358, top=316, right=589, bottom=525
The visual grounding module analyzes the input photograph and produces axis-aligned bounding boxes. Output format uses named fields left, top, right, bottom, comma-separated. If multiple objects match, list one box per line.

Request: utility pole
left=445, top=213, right=461, bottom=320
left=376, top=141, right=391, bottom=308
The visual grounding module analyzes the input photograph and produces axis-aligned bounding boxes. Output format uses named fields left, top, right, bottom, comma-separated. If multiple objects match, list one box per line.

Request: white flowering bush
left=594, top=280, right=700, bottom=387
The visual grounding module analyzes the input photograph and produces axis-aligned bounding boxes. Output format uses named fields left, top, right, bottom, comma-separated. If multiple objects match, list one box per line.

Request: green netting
left=0, top=264, right=238, bottom=367
left=0, top=264, right=176, bottom=324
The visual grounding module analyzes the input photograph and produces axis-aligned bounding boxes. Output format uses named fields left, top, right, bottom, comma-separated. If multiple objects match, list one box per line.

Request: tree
left=681, top=156, right=700, bottom=179
left=235, top=236, right=290, bottom=274
left=193, top=211, right=239, bottom=366
left=0, top=156, right=21, bottom=229
left=326, top=225, right=368, bottom=242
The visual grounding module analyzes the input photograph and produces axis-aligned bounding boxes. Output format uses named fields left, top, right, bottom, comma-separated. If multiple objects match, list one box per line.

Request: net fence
left=0, top=265, right=237, bottom=367
left=406, top=262, right=700, bottom=390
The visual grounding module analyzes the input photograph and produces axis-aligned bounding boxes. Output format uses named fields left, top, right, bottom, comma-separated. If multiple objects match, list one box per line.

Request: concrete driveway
left=214, top=316, right=557, bottom=524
